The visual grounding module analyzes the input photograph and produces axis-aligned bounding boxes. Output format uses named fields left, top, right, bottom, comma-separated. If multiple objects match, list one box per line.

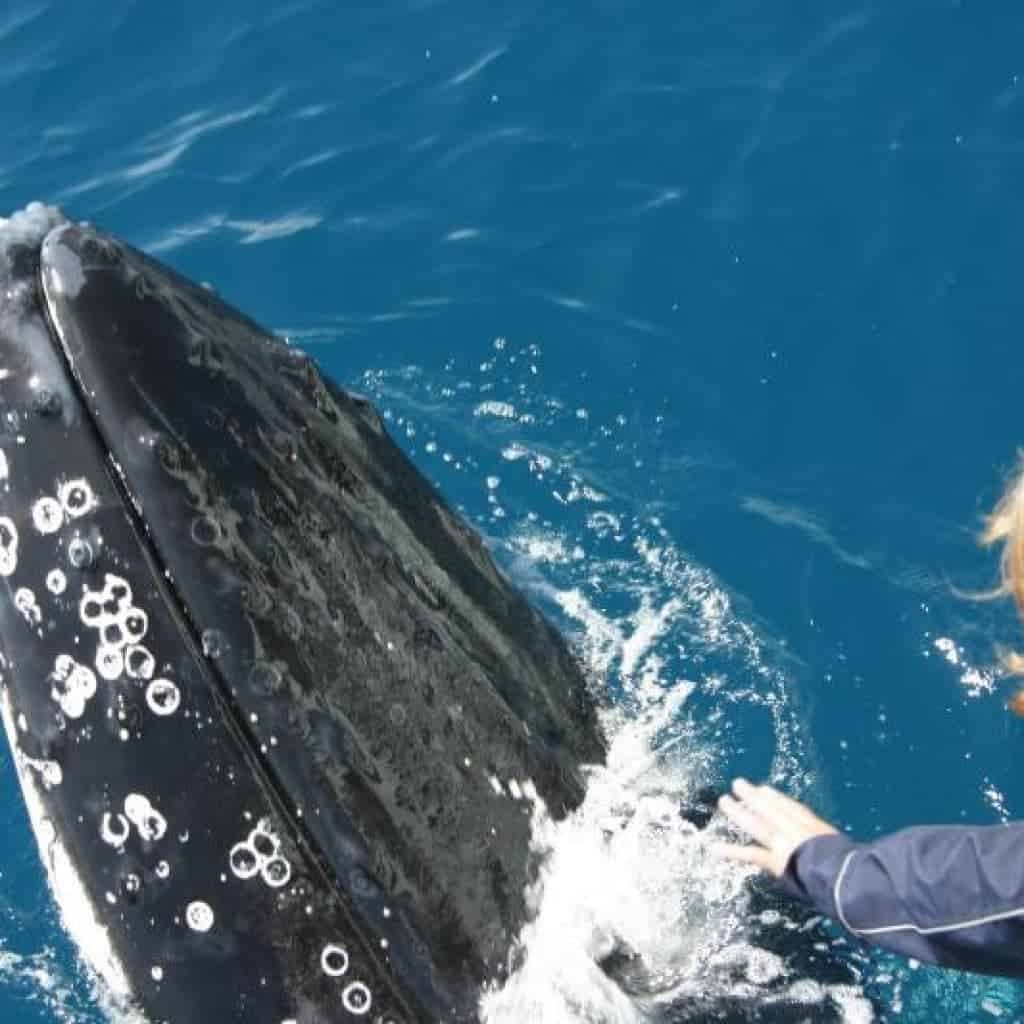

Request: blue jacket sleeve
left=777, top=823, right=1024, bottom=978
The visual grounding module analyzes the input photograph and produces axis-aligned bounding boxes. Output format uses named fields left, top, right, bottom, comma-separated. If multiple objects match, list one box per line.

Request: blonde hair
left=981, top=460, right=1024, bottom=675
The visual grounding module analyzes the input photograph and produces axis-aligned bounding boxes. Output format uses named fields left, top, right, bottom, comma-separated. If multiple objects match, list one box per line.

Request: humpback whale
left=0, top=204, right=875, bottom=1023
left=0, top=204, right=606, bottom=1022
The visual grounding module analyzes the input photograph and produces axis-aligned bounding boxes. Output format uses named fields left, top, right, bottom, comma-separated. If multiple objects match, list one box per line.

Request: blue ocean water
left=2, top=0, right=1024, bottom=1020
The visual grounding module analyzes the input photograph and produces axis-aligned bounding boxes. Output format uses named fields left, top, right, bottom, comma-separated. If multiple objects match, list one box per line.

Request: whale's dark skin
left=0, top=211, right=605, bottom=1023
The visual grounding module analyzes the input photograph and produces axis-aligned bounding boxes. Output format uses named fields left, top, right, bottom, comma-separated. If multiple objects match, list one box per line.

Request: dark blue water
left=3, top=1, right=1024, bottom=1020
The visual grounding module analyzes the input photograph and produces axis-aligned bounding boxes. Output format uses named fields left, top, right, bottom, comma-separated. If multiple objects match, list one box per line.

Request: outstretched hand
left=713, top=778, right=838, bottom=878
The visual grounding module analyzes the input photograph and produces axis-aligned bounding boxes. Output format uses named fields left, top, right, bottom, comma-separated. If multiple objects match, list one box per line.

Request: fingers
left=712, top=777, right=840, bottom=879
left=753, top=783, right=824, bottom=827
left=729, top=778, right=824, bottom=833
left=718, top=792, right=773, bottom=845
left=709, top=840, right=772, bottom=871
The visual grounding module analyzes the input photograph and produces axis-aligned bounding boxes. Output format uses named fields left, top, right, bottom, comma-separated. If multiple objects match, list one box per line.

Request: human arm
left=716, top=779, right=1024, bottom=979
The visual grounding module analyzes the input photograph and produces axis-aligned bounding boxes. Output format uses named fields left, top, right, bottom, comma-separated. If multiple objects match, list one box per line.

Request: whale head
left=0, top=204, right=606, bottom=1022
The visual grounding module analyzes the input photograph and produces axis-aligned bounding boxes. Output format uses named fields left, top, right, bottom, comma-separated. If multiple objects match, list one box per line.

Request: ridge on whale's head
left=0, top=203, right=607, bottom=1022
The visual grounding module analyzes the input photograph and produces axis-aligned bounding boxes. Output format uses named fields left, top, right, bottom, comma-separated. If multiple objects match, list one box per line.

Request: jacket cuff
left=775, top=833, right=858, bottom=917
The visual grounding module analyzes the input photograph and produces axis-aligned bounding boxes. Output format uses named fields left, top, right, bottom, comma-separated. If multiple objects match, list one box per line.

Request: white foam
left=481, top=523, right=859, bottom=1021
left=474, top=400, right=517, bottom=419
left=0, top=202, right=64, bottom=248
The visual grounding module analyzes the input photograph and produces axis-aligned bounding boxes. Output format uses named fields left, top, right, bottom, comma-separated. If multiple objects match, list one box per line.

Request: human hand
left=713, top=778, right=838, bottom=878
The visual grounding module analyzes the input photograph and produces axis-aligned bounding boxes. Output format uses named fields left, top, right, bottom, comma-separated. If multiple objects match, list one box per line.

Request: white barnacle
left=120, top=606, right=148, bottom=645
left=104, top=574, right=132, bottom=604
left=100, top=812, right=130, bottom=848
left=79, top=592, right=109, bottom=629
left=32, top=496, right=63, bottom=534
left=46, top=568, right=67, bottom=595
left=25, top=757, right=62, bottom=789
left=261, top=856, right=292, bottom=889
left=185, top=900, right=214, bottom=933
left=229, top=842, right=261, bottom=879
left=124, top=793, right=167, bottom=843
left=14, top=587, right=41, bottom=626
left=0, top=516, right=18, bottom=576
left=320, top=944, right=349, bottom=977
left=341, top=981, right=372, bottom=1016
left=95, top=644, right=124, bottom=681
left=50, top=655, right=97, bottom=719
left=146, top=679, right=181, bottom=717
left=57, top=477, right=98, bottom=520
left=249, top=819, right=281, bottom=860
left=79, top=574, right=134, bottom=628
left=125, top=644, right=156, bottom=680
